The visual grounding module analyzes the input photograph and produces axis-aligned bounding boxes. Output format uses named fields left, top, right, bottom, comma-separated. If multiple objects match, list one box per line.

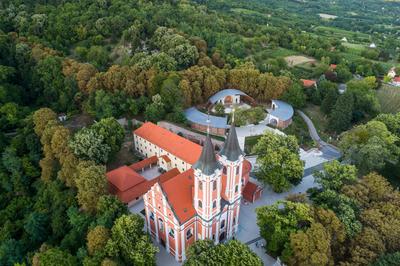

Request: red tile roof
left=394, top=77, right=400, bottom=82
left=330, top=64, right=337, bottom=70
left=106, top=166, right=145, bottom=192
left=161, top=169, right=196, bottom=223
left=243, top=181, right=263, bottom=202
left=134, top=122, right=202, bottom=165
left=160, top=155, right=171, bottom=162
left=301, top=79, right=317, bottom=88
left=114, top=168, right=180, bottom=204
left=129, top=156, right=158, bottom=171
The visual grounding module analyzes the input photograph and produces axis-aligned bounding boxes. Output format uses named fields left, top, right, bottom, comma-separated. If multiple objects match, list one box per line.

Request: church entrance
left=224, top=96, right=233, bottom=104
left=160, top=238, right=166, bottom=248
left=219, top=232, right=226, bottom=242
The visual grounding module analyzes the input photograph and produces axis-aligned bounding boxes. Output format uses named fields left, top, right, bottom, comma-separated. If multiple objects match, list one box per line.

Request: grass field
left=314, top=26, right=369, bottom=39
left=285, top=55, right=317, bottom=67
left=377, top=84, right=400, bottom=114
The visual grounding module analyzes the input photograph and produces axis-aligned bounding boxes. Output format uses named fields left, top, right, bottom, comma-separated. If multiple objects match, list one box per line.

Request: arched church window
left=223, top=167, right=227, bottom=174
left=186, top=228, right=193, bottom=239
left=213, top=180, right=217, bottom=191
left=213, top=200, right=216, bottom=209
left=198, top=200, right=202, bottom=208
left=220, top=220, right=225, bottom=229
left=158, top=218, right=164, bottom=231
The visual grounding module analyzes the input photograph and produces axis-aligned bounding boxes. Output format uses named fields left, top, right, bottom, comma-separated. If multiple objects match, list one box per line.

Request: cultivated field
left=285, top=55, right=317, bottom=67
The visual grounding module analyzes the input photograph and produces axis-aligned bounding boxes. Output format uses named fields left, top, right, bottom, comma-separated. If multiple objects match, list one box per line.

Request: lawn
left=377, top=84, right=400, bottom=114
left=244, top=135, right=262, bottom=155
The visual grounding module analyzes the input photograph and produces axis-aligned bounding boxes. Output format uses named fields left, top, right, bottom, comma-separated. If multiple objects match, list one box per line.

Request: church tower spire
left=219, top=111, right=244, bottom=161
left=193, top=117, right=222, bottom=225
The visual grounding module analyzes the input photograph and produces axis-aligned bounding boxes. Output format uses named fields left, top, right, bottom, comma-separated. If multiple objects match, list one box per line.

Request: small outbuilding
left=208, top=89, right=255, bottom=106
left=266, top=100, right=294, bottom=129
left=243, top=181, right=263, bottom=203
left=184, top=107, right=229, bottom=136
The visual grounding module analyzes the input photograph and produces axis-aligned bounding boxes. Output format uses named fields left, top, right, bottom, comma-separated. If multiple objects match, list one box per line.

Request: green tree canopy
left=253, top=132, right=304, bottom=192
left=339, top=120, right=400, bottom=174
left=184, top=240, right=263, bottom=266
left=105, top=214, right=158, bottom=265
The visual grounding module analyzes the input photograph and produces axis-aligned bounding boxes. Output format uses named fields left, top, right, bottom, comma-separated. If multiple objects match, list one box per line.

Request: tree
left=314, top=160, right=357, bottom=192
left=75, top=161, right=107, bottom=213
left=372, top=252, right=400, bottom=266
left=328, top=92, right=354, bottom=133
left=281, top=83, right=306, bottom=109
left=33, top=108, right=57, bottom=137
left=106, top=214, right=157, bottom=265
left=347, top=78, right=380, bottom=116
left=256, top=201, right=313, bottom=256
left=321, top=86, right=338, bottom=115
left=96, top=195, right=128, bottom=228
left=284, top=223, right=333, bottom=266
left=91, top=118, right=124, bottom=158
left=374, top=113, right=400, bottom=138
left=339, top=121, right=399, bottom=174
left=24, top=211, right=49, bottom=244
left=253, top=132, right=304, bottom=192
left=336, top=64, right=352, bottom=83
left=69, top=128, right=111, bottom=164
left=34, top=248, right=77, bottom=266
left=184, top=240, right=263, bottom=266
left=309, top=189, right=362, bottom=237
left=144, top=94, right=166, bottom=122
left=87, top=226, right=110, bottom=255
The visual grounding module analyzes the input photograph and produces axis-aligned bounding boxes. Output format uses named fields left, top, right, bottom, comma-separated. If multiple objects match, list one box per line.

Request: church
left=107, top=121, right=261, bottom=262
left=143, top=121, right=250, bottom=262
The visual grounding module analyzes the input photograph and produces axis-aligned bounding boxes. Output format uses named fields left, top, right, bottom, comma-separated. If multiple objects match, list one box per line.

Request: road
left=296, top=110, right=341, bottom=160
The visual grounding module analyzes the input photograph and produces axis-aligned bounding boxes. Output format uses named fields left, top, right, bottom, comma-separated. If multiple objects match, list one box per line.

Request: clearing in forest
left=285, top=55, right=317, bottom=67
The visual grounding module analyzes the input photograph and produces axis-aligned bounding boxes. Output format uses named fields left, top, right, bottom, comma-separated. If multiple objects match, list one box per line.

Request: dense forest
left=0, top=0, right=399, bottom=265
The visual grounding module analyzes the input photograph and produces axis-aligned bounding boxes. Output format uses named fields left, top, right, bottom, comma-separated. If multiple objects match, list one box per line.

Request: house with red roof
left=392, top=76, right=400, bottom=87
left=106, top=122, right=262, bottom=262
left=301, top=79, right=317, bottom=88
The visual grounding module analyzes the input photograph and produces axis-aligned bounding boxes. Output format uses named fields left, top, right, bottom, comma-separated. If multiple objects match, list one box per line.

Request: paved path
left=296, top=110, right=341, bottom=160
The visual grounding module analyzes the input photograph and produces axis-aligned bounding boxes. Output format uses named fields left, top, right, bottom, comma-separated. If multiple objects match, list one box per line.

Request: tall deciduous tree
left=33, top=108, right=57, bottom=137
left=256, top=201, right=313, bottom=256
left=314, top=160, right=357, bottom=192
left=184, top=240, right=263, bottom=266
left=254, top=132, right=304, bottom=192
left=339, top=120, right=399, bottom=174
left=328, top=91, right=354, bottom=133
left=106, top=214, right=157, bottom=265
left=75, top=161, right=107, bottom=213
